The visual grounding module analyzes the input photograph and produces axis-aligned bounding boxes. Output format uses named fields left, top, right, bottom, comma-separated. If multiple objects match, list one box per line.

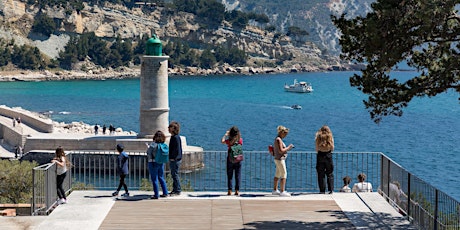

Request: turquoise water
left=1, top=71, right=459, bottom=199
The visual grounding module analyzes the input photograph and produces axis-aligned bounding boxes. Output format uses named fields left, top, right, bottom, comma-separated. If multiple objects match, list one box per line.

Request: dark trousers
left=227, top=160, right=241, bottom=191
left=316, top=152, right=334, bottom=193
left=170, top=160, right=182, bottom=193
left=56, top=172, right=67, bottom=199
left=116, top=174, right=128, bottom=193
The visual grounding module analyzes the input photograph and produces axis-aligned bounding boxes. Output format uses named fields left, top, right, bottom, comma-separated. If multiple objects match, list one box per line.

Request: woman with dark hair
left=147, top=130, right=169, bottom=199
left=168, top=121, right=183, bottom=196
left=51, top=147, right=71, bottom=204
left=221, top=126, right=243, bottom=196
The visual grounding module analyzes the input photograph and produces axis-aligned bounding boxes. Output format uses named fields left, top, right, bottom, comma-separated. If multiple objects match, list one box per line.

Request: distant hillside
left=222, top=0, right=374, bottom=54
left=0, top=0, right=368, bottom=73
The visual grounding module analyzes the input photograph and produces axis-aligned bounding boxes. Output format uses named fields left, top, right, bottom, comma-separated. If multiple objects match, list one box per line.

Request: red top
left=225, top=138, right=243, bottom=150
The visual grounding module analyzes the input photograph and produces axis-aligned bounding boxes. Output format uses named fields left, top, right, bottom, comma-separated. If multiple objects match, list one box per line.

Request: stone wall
left=0, top=105, right=54, bottom=133
left=0, top=124, right=25, bottom=147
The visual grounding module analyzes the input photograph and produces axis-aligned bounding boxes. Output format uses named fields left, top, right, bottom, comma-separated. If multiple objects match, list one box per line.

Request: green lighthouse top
left=146, top=34, right=162, bottom=56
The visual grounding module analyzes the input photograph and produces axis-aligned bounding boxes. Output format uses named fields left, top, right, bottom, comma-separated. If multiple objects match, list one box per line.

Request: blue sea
left=0, top=71, right=459, bottom=199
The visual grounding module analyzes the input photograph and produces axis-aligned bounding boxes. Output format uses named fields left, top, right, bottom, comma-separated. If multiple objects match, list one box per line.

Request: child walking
left=113, top=144, right=129, bottom=197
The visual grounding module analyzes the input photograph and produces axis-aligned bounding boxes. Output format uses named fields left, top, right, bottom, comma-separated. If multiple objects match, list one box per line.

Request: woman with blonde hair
left=272, top=125, right=294, bottom=197
left=315, top=125, right=334, bottom=194
left=51, top=147, right=71, bottom=204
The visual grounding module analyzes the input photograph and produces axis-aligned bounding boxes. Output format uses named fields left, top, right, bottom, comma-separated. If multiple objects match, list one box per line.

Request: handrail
left=31, top=151, right=460, bottom=230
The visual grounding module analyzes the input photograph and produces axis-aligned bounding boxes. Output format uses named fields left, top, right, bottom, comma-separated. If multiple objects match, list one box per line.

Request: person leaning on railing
left=315, top=125, right=335, bottom=194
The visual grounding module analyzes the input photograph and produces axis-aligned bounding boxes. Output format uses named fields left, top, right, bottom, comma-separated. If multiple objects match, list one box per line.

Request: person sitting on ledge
left=352, top=173, right=373, bottom=192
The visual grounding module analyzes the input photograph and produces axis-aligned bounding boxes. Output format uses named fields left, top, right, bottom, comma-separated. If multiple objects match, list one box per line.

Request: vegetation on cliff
left=1, top=0, right=333, bottom=73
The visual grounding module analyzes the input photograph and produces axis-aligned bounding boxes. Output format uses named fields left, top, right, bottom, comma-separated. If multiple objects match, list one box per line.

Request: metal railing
left=68, top=151, right=381, bottom=192
left=31, top=151, right=460, bottom=230
left=380, top=155, right=460, bottom=230
left=32, top=162, right=71, bottom=215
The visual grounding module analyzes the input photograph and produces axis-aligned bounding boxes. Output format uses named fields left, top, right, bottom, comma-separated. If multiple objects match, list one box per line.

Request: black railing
left=31, top=151, right=460, bottom=230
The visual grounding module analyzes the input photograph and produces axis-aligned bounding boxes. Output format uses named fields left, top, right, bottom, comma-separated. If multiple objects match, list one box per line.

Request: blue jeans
left=148, top=162, right=168, bottom=198
left=170, top=160, right=182, bottom=193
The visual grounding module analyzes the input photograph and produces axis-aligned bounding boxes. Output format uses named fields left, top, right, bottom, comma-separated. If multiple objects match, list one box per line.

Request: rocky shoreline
left=0, top=63, right=360, bottom=82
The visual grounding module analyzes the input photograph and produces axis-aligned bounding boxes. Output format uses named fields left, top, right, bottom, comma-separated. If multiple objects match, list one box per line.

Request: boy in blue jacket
left=113, top=144, right=129, bottom=197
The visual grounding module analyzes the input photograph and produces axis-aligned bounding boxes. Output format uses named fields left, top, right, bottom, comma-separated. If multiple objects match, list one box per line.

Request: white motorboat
left=291, top=104, right=302, bottom=110
left=284, top=79, right=313, bottom=93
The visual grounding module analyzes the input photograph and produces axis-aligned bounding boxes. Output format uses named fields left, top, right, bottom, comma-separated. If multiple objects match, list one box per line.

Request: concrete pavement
left=1, top=191, right=414, bottom=229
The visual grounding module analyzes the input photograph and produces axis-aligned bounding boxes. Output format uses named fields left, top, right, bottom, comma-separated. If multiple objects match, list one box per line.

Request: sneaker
left=151, top=196, right=158, bottom=199
left=112, top=191, right=119, bottom=196
left=280, top=191, right=291, bottom=197
left=170, top=192, right=181, bottom=196
left=57, top=198, right=67, bottom=204
left=272, top=190, right=280, bottom=195
left=160, top=194, right=168, bottom=198
left=328, top=191, right=333, bottom=194
left=121, top=192, right=129, bottom=197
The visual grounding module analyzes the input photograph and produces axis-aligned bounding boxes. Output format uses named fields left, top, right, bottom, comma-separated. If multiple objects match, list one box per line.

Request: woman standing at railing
left=272, top=125, right=294, bottom=197
left=147, top=130, right=169, bottom=199
left=51, top=147, right=71, bottom=204
left=221, top=126, right=243, bottom=196
left=315, top=125, right=335, bottom=194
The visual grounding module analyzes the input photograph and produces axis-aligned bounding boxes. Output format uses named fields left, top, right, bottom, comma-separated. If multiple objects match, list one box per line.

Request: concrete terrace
left=0, top=108, right=416, bottom=229
left=1, top=191, right=415, bottom=230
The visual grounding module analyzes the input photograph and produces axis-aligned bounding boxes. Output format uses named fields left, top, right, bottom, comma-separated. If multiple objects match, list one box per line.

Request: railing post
left=407, top=173, right=411, bottom=220
left=434, top=189, right=438, bottom=230
left=32, top=168, right=36, bottom=216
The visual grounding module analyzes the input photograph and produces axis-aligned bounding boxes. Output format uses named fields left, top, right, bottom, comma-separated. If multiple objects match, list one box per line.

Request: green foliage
left=265, top=25, right=276, bottom=32
left=173, top=0, right=225, bottom=25
left=215, top=46, right=247, bottom=66
left=332, top=0, right=460, bottom=123
left=247, top=12, right=269, bottom=24
left=286, top=26, right=308, bottom=37
left=200, top=48, right=216, bottom=69
left=58, top=32, right=134, bottom=70
left=11, top=45, right=46, bottom=70
left=225, top=10, right=248, bottom=28
left=0, top=160, right=38, bottom=204
left=32, top=13, right=57, bottom=37
left=72, top=180, right=95, bottom=190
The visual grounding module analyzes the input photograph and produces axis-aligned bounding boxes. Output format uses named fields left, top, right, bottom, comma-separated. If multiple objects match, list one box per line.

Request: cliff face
left=221, top=0, right=374, bottom=54
left=0, top=0, right=364, bottom=71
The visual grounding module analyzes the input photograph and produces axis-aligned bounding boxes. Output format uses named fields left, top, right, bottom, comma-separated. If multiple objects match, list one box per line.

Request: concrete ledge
left=0, top=209, right=16, bottom=217
left=0, top=105, right=53, bottom=133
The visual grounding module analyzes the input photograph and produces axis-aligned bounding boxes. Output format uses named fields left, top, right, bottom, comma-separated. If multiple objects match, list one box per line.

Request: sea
left=0, top=71, right=459, bottom=200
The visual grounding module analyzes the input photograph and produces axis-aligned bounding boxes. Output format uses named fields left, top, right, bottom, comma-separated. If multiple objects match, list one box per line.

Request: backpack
left=155, top=143, right=169, bottom=164
left=229, top=142, right=243, bottom=163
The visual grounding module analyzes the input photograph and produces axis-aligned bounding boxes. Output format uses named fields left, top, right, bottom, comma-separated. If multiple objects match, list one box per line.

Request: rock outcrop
left=0, top=1, right=359, bottom=74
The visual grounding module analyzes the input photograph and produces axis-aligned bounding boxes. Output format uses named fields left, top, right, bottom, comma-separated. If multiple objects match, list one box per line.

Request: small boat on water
left=284, top=79, right=313, bottom=93
left=291, top=104, right=302, bottom=110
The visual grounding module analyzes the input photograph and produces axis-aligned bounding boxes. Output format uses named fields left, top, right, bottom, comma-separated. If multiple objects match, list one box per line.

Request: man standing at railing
left=168, top=121, right=183, bottom=196
left=112, top=144, right=129, bottom=197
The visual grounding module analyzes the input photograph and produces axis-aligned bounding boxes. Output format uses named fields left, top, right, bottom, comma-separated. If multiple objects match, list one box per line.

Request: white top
left=340, top=185, right=351, bottom=193
left=56, top=157, right=68, bottom=175
left=352, top=182, right=373, bottom=192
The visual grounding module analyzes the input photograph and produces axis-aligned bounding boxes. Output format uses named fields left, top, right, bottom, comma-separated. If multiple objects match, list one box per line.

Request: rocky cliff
left=0, top=0, right=364, bottom=72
